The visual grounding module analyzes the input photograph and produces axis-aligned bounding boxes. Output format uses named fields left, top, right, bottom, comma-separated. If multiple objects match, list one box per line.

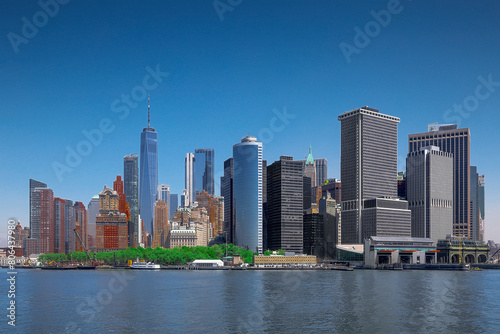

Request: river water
left=1, top=268, right=499, bottom=333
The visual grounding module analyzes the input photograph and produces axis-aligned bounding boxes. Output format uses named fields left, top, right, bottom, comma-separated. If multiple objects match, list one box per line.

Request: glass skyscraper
left=194, top=148, right=215, bottom=196
left=139, top=99, right=158, bottom=237
left=185, top=153, right=195, bottom=206
left=124, top=154, right=139, bottom=244
left=233, top=136, right=263, bottom=253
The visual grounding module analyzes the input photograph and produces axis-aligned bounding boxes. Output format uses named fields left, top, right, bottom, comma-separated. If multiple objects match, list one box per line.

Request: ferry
left=131, top=260, right=160, bottom=270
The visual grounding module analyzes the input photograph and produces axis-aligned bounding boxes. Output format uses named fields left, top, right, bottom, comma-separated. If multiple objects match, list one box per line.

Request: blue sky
left=1, top=0, right=499, bottom=245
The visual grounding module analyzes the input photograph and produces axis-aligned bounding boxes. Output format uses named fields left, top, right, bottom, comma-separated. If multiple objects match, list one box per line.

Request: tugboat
left=131, top=259, right=160, bottom=270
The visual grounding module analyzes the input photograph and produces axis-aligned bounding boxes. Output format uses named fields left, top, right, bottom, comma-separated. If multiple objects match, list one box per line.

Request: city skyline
left=1, top=1, right=499, bottom=245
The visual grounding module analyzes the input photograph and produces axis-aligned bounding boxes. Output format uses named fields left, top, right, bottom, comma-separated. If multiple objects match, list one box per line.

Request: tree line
left=37, top=244, right=259, bottom=265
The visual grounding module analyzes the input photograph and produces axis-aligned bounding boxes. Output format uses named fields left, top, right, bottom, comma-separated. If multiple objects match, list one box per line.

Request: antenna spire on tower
left=147, top=94, right=150, bottom=128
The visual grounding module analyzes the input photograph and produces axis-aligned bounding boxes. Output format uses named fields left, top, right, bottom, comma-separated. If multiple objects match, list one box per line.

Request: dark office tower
left=470, top=166, right=484, bottom=241
left=303, top=176, right=312, bottom=211
left=64, top=200, right=75, bottom=253
left=139, top=96, right=158, bottom=237
left=53, top=198, right=65, bottom=254
left=169, top=194, right=178, bottom=219
left=338, top=107, right=402, bottom=244
left=194, top=149, right=215, bottom=195
left=406, top=146, right=453, bottom=244
left=409, top=124, right=471, bottom=238
left=315, top=159, right=328, bottom=186
left=221, top=158, right=234, bottom=244
left=31, top=187, right=54, bottom=254
left=29, top=179, right=47, bottom=230
left=124, top=154, right=139, bottom=245
left=233, top=136, right=263, bottom=253
left=397, top=172, right=407, bottom=200
left=303, top=214, right=324, bottom=258
left=267, top=156, right=304, bottom=253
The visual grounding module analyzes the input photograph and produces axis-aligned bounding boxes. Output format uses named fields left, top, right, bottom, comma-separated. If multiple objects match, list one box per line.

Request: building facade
left=95, top=186, right=128, bottom=252
left=169, top=193, right=178, bottom=219
left=194, top=148, right=215, bottom=195
left=124, top=154, right=139, bottom=246
left=31, top=187, right=54, bottom=254
left=53, top=198, right=65, bottom=254
left=139, top=99, right=158, bottom=238
left=267, top=156, right=304, bottom=253
left=185, top=153, right=195, bottom=206
left=152, top=200, right=169, bottom=248
left=221, top=158, right=234, bottom=244
left=338, top=107, right=404, bottom=244
left=409, top=124, right=471, bottom=238
left=29, top=179, right=47, bottom=231
left=233, top=136, right=263, bottom=253
left=406, top=146, right=453, bottom=244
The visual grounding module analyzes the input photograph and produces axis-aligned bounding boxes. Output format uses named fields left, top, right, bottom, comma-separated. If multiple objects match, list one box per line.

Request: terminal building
left=436, top=237, right=489, bottom=264
left=364, top=236, right=437, bottom=269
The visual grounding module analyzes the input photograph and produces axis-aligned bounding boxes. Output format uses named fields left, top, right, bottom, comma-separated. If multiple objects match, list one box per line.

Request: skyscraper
left=124, top=154, right=139, bottom=244
left=96, top=186, right=128, bottom=252
left=185, top=153, right=195, bottom=206
left=304, top=146, right=317, bottom=188
left=74, top=201, right=88, bottom=251
left=470, top=166, right=485, bottom=241
left=406, top=146, right=453, bottom=244
left=53, top=198, right=66, bottom=254
left=31, top=187, right=54, bottom=254
left=194, top=148, right=215, bottom=195
left=157, top=184, right=170, bottom=207
left=315, top=158, right=328, bottom=186
left=233, top=136, right=263, bottom=253
left=152, top=200, right=169, bottom=248
left=338, top=107, right=410, bottom=243
left=64, top=199, right=75, bottom=253
left=169, top=193, right=178, bottom=219
left=139, top=97, right=158, bottom=237
left=267, top=156, right=304, bottom=253
left=478, top=175, right=485, bottom=242
left=29, top=178, right=47, bottom=230
left=221, top=158, right=234, bottom=244
left=409, top=124, right=471, bottom=238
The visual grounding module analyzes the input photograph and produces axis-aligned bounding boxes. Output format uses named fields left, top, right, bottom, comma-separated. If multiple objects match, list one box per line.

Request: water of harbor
left=1, top=268, right=499, bottom=333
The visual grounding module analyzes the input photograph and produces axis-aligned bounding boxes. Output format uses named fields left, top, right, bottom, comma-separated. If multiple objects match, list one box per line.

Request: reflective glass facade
left=194, top=149, right=215, bottom=195
left=140, top=128, right=158, bottom=235
left=233, top=137, right=263, bottom=253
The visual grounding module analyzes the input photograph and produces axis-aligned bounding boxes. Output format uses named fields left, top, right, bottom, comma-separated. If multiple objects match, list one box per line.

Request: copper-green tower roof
left=306, top=146, right=315, bottom=165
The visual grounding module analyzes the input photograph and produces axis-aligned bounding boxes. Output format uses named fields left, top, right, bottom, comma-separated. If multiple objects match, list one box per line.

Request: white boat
left=131, top=260, right=160, bottom=270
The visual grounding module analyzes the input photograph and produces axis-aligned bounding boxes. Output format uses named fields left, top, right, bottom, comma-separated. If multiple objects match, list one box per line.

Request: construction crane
left=74, top=228, right=93, bottom=263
